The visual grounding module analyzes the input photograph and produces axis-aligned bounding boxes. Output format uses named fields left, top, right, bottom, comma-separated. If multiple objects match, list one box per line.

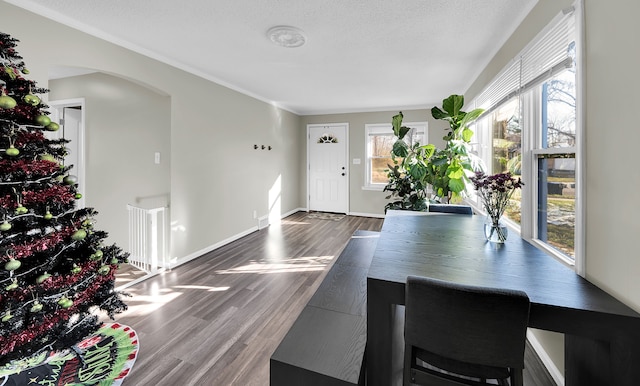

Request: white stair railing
left=127, top=205, right=168, bottom=274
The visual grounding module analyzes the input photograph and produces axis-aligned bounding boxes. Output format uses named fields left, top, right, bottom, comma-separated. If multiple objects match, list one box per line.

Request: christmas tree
left=0, top=32, right=128, bottom=365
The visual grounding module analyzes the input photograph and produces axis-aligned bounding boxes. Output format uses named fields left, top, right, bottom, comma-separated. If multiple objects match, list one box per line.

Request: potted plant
left=383, top=112, right=431, bottom=212
left=383, top=95, right=484, bottom=211
left=426, top=94, right=484, bottom=203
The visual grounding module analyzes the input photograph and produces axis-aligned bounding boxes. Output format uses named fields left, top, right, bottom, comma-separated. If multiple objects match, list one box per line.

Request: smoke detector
left=267, top=26, right=306, bottom=48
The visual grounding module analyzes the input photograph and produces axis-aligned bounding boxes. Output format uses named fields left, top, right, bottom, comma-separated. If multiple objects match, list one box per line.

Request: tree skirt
left=0, top=323, right=138, bottom=386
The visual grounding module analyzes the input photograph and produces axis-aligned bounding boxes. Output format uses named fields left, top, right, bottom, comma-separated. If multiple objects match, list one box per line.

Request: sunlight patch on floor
left=280, top=219, right=311, bottom=225
left=173, top=285, right=230, bottom=292
left=119, top=291, right=183, bottom=317
left=112, top=283, right=230, bottom=319
left=215, top=255, right=334, bottom=274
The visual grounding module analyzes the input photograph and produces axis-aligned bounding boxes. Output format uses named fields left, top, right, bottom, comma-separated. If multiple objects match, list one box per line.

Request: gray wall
left=582, top=0, right=640, bottom=313
left=49, top=73, right=171, bottom=248
left=0, top=2, right=303, bottom=262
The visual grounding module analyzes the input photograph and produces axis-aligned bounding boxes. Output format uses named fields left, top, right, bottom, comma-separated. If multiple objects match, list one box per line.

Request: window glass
left=537, top=155, right=575, bottom=257
left=364, top=123, right=427, bottom=189
left=474, top=67, right=577, bottom=260
left=537, top=68, right=577, bottom=258
left=491, top=97, right=523, bottom=225
left=543, top=68, right=576, bottom=149
left=370, top=133, right=395, bottom=184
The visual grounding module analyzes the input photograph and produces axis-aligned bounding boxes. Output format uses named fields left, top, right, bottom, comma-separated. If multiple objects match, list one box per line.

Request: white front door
left=308, top=123, right=348, bottom=214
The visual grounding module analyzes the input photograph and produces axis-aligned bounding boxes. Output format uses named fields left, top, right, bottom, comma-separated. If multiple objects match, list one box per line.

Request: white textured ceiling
left=7, top=0, right=537, bottom=115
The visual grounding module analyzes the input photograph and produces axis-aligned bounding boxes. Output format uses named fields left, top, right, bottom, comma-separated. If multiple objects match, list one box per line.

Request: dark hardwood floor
left=113, top=211, right=556, bottom=385
left=114, top=212, right=382, bottom=385
left=115, top=262, right=151, bottom=288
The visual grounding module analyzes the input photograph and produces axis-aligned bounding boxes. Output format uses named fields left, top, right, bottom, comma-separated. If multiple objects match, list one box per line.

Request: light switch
left=353, top=158, right=361, bottom=165
left=154, top=152, right=161, bottom=164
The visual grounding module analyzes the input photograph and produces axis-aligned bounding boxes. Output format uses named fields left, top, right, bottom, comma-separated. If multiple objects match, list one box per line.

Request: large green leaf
left=409, top=163, right=427, bottom=181
left=442, top=94, right=464, bottom=117
left=448, top=177, right=466, bottom=193
left=398, top=126, right=411, bottom=141
left=462, top=127, right=474, bottom=142
left=431, top=156, right=448, bottom=166
left=446, top=163, right=465, bottom=179
left=392, top=112, right=403, bottom=137
left=419, top=144, right=436, bottom=159
left=457, top=107, right=484, bottom=130
left=431, top=106, right=449, bottom=120
left=392, top=140, right=409, bottom=158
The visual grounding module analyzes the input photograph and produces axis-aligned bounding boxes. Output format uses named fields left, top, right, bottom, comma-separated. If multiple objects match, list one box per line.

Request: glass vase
left=484, top=215, right=508, bottom=243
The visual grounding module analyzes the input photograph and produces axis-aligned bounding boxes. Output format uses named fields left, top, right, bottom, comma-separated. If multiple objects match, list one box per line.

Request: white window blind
left=520, top=9, right=575, bottom=88
left=471, top=6, right=576, bottom=114
left=474, top=59, right=521, bottom=112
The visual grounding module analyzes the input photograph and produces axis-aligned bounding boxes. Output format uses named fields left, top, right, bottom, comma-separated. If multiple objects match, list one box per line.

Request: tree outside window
left=538, top=66, right=576, bottom=258
left=364, top=123, right=427, bottom=189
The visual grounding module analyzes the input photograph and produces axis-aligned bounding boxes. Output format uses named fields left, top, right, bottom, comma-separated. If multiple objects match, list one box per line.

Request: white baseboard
left=169, top=226, right=259, bottom=270
left=526, top=330, right=564, bottom=386
left=169, top=208, right=306, bottom=270
left=115, top=268, right=167, bottom=291
left=283, top=207, right=306, bottom=217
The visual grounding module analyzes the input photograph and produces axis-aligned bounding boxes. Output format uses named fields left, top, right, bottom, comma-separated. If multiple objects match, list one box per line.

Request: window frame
left=524, top=82, right=578, bottom=266
left=471, top=80, right=579, bottom=267
left=363, top=122, right=427, bottom=191
left=467, top=3, right=583, bottom=269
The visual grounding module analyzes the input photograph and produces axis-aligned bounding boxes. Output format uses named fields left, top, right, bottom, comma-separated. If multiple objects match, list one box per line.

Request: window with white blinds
left=467, top=2, right=583, bottom=266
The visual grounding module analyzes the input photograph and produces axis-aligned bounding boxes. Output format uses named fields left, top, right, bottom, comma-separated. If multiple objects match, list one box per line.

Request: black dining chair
left=404, top=276, right=530, bottom=386
left=427, top=204, right=474, bottom=215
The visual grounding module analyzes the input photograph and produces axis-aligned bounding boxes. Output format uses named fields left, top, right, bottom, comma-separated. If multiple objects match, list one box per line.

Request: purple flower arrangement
left=471, top=171, right=523, bottom=242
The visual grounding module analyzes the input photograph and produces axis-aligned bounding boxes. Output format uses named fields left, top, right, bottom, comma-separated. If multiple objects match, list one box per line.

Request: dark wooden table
left=366, top=211, right=640, bottom=386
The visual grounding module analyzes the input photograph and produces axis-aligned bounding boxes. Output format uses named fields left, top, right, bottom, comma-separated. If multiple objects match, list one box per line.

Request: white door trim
left=307, top=123, right=349, bottom=214
left=49, top=98, right=86, bottom=209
